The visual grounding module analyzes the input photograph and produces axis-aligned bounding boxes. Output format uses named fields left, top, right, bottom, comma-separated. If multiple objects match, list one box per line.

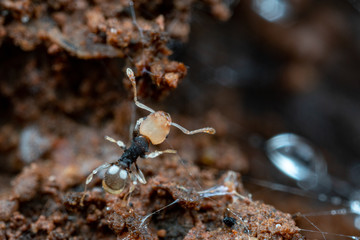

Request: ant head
left=102, top=165, right=128, bottom=194
left=139, top=111, right=172, bottom=145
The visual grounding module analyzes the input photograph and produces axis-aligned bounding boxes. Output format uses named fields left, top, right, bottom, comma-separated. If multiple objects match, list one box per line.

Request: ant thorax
left=118, top=136, right=149, bottom=168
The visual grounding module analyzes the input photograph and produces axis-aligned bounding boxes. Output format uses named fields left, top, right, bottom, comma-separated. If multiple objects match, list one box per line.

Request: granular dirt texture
left=0, top=0, right=231, bottom=99
left=0, top=91, right=304, bottom=239
left=0, top=129, right=303, bottom=239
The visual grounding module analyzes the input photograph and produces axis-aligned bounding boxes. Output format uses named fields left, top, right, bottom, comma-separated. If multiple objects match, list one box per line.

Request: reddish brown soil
left=1, top=0, right=359, bottom=239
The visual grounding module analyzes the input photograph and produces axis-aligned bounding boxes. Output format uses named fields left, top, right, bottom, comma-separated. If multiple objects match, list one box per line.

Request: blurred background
left=168, top=0, right=360, bottom=238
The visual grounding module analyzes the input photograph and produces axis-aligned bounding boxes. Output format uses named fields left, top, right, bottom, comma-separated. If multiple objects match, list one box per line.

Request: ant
left=81, top=68, right=215, bottom=204
left=223, top=216, right=237, bottom=228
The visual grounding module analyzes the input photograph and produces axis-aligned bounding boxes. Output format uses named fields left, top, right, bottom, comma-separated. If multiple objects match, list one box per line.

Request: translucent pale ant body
left=81, top=68, right=215, bottom=204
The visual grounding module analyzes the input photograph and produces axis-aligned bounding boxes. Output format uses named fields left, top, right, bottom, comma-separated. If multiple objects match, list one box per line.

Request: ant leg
left=145, top=149, right=177, bottom=159
left=105, top=136, right=126, bottom=150
left=80, top=163, right=111, bottom=206
left=126, top=68, right=155, bottom=114
left=171, top=122, right=216, bottom=135
left=122, top=172, right=138, bottom=207
left=134, top=163, right=146, bottom=184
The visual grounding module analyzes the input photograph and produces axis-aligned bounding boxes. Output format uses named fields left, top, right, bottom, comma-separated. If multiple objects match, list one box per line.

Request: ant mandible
left=81, top=68, right=215, bottom=204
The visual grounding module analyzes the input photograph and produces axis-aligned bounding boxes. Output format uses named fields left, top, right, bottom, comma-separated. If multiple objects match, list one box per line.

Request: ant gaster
left=81, top=68, right=215, bottom=204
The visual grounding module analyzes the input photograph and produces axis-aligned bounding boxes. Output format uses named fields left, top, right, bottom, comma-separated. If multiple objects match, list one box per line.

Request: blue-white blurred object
left=19, top=126, right=52, bottom=164
left=266, top=133, right=360, bottom=231
left=252, top=0, right=289, bottom=22
left=350, top=191, right=360, bottom=215
left=350, top=191, right=360, bottom=230
left=266, top=133, right=331, bottom=191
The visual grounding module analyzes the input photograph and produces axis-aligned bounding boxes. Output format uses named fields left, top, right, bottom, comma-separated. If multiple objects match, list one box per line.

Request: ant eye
left=102, top=165, right=128, bottom=194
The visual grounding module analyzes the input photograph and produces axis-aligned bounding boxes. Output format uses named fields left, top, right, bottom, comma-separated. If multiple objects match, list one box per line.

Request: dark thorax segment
left=119, top=136, right=149, bottom=168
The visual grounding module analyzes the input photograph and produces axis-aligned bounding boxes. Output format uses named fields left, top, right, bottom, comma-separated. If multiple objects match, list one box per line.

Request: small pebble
left=157, top=229, right=166, bottom=238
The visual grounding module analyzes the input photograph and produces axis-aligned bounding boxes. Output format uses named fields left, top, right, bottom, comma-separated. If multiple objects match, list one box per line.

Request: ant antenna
left=126, top=68, right=155, bottom=113
left=171, top=122, right=216, bottom=135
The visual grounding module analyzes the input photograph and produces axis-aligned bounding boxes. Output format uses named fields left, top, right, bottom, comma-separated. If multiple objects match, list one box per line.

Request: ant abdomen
left=102, top=165, right=128, bottom=194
